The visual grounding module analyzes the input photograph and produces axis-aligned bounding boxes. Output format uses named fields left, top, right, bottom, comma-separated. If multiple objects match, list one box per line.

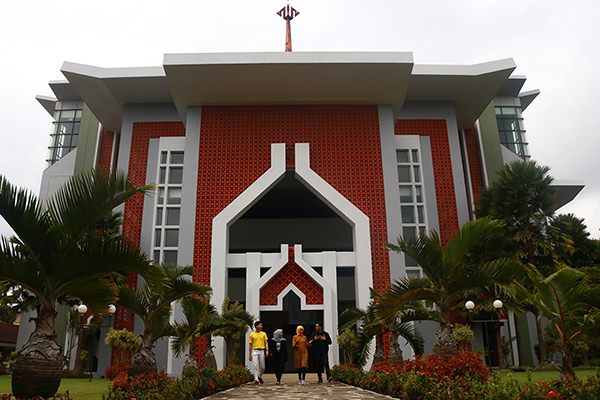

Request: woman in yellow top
left=292, top=325, right=310, bottom=384
left=248, top=321, right=269, bottom=384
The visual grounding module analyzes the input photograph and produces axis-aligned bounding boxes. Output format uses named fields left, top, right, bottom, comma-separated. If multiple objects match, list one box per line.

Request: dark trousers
left=315, top=352, right=331, bottom=381
left=274, top=357, right=286, bottom=382
left=297, top=366, right=307, bottom=380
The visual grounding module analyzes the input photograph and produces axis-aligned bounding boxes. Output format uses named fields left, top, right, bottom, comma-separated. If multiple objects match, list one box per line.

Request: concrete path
left=205, top=373, right=394, bottom=400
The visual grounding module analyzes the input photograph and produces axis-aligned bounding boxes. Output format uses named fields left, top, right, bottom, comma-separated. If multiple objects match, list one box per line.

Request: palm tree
left=212, top=297, right=254, bottom=366
left=115, top=262, right=211, bottom=375
left=339, top=290, right=428, bottom=369
left=170, top=295, right=243, bottom=371
left=515, top=267, right=600, bottom=379
left=0, top=168, right=165, bottom=399
left=476, top=160, right=567, bottom=362
left=378, top=217, right=525, bottom=356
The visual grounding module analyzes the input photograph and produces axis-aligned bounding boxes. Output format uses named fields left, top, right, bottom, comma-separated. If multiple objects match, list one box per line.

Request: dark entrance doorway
left=260, top=291, right=323, bottom=373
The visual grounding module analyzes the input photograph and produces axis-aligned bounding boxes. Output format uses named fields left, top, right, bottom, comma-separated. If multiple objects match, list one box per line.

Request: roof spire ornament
left=277, top=2, right=299, bottom=52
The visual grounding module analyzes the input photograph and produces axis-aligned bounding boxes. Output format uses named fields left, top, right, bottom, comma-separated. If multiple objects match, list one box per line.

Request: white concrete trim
left=293, top=143, right=373, bottom=310
left=211, top=143, right=287, bottom=368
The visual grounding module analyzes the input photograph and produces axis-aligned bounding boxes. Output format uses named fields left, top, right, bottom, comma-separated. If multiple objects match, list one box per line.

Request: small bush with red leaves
left=104, top=363, right=130, bottom=380
left=371, top=351, right=489, bottom=383
left=103, top=371, right=185, bottom=400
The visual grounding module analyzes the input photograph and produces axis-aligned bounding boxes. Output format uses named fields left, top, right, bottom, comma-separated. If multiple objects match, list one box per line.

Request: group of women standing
left=270, top=325, right=309, bottom=384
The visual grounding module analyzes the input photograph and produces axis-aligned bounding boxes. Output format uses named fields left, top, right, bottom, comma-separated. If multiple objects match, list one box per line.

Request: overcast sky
left=1, top=0, right=599, bottom=239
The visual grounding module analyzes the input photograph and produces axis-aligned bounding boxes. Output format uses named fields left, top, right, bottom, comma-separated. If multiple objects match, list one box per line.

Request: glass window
left=403, top=226, right=416, bottom=241
left=405, top=254, right=418, bottom=267
left=159, top=167, right=166, bottom=184
left=167, top=188, right=182, bottom=204
left=58, top=123, right=73, bottom=135
left=417, top=206, right=425, bottom=224
left=396, top=150, right=409, bottom=163
left=399, top=186, right=412, bottom=203
left=169, top=167, right=183, bottom=184
left=406, top=270, right=420, bottom=279
left=59, top=110, right=76, bottom=122
left=413, top=166, right=421, bottom=183
left=397, top=166, right=411, bottom=183
left=154, top=229, right=162, bottom=247
left=161, top=152, right=168, bottom=164
left=171, top=152, right=184, bottom=164
left=411, top=149, right=419, bottom=163
left=157, top=188, right=164, bottom=205
left=166, top=208, right=180, bottom=225
left=401, top=206, right=415, bottom=224
left=164, top=250, right=178, bottom=263
left=154, top=250, right=161, bottom=263
left=164, top=229, right=179, bottom=247
left=155, top=208, right=163, bottom=225
left=419, top=226, right=426, bottom=237
left=415, top=186, right=423, bottom=203
left=75, top=110, right=83, bottom=121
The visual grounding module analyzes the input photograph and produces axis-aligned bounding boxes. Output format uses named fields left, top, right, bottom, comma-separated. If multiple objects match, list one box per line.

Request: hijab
left=272, top=329, right=284, bottom=351
left=296, top=325, right=304, bottom=335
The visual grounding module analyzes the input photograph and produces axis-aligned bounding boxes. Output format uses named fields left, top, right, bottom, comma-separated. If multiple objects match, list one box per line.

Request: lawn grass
left=496, top=367, right=598, bottom=383
left=0, top=375, right=111, bottom=400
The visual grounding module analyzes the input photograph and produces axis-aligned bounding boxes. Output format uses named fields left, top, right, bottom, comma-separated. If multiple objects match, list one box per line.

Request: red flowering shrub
left=105, top=371, right=184, bottom=400
left=371, top=351, right=489, bottom=382
left=104, top=363, right=130, bottom=380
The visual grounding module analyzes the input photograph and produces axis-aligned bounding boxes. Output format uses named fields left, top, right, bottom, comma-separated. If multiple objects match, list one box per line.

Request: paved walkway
left=205, top=373, right=394, bottom=400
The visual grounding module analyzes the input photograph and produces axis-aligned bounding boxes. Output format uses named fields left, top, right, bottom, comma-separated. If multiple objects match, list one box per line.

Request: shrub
left=104, top=363, right=130, bottom=380
left=331, top=364, right=365, bottom=386
left=1, top=392, right=73, bottom=400
left=220, top=364, right=253, bottom=388
left=181, top=365, right=252, bottom=398
left=103, top=371, right=185, bottom=400
left=371, top=351, right=489, bottom=382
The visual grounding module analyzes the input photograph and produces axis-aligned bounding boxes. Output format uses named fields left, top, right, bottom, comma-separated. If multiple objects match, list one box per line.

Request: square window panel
left=167, top=187, right=182, bottom=204
left=169, top=167, right=183, bottom=184
left=164, top=250, right=178, bottom=263
left=396, top=149, right=409, bottom=163
left=401, top=206, right=415, bottom=224
left=406, top=270, right=421, bottom=279
left=405, top=254, right=418, bottom=267
left=403, top=226, right=416, bottom=241
left=166, top=208, right=180, bottom=225
left=399, top=186, right=412, bottom=203
left=170, top=152, right=184, bottom=164
left=397, top=166, right=411, bottom=183
left=164, top=229, right=179, bottom=247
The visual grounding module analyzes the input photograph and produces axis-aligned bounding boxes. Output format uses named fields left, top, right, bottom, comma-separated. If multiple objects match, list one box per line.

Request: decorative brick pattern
left=112, top=122, right=185, bottom=365
left=463, top=127, right=484, bottom=203
left=193, top=105, right=391, bottom=292
left=260, top=247, right=323, bottom=305
left=394, top=119, right=459, bottom=246
left=96, top=129, right=114, bottom=172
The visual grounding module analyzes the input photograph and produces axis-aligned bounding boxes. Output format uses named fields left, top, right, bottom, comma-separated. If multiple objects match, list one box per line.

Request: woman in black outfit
left=271, top=329, right=288, bottom=384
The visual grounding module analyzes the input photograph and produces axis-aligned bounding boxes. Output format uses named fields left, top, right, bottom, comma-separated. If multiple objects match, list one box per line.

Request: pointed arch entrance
left=210, top=143, right=373, bottom=369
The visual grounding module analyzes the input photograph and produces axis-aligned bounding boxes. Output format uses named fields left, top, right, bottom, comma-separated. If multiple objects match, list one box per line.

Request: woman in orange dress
left=292, top=325, right=310, bottom=384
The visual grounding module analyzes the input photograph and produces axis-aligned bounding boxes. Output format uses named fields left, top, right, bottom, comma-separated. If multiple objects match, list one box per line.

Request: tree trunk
left=561, top=350, right=576, bottom=380
left=513, top=313, right=523, bottom=367
left=204, top=339, right=218, bottom=369
left=433, top=316, right=458, bottom=357
left=12, top=310, right=64, bottom=399
left=372, top=334, right=385, bottom=366
left=129, top=333, right=157, bottom=376
left=387, top=333, right=403, bottom=364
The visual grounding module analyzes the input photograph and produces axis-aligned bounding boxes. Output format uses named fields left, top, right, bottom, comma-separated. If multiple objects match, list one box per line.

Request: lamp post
left=73, top=304, right=88, bottom=375
left=465, top=299, right=505, bottom=369
left=88, top=304, right=117, bottom=381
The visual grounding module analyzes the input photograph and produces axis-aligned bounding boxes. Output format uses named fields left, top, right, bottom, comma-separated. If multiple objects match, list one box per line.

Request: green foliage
left=211, top=297, right=254, bottom=366
left=104, top=328, right=142, bottom=351
left=103, top=372, right=185, bottom=400
left=337, top=328, right=359, bottom=364
left=452, top=324, right=474, bottom=350
left=102, top=366, right=253, bottom=400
